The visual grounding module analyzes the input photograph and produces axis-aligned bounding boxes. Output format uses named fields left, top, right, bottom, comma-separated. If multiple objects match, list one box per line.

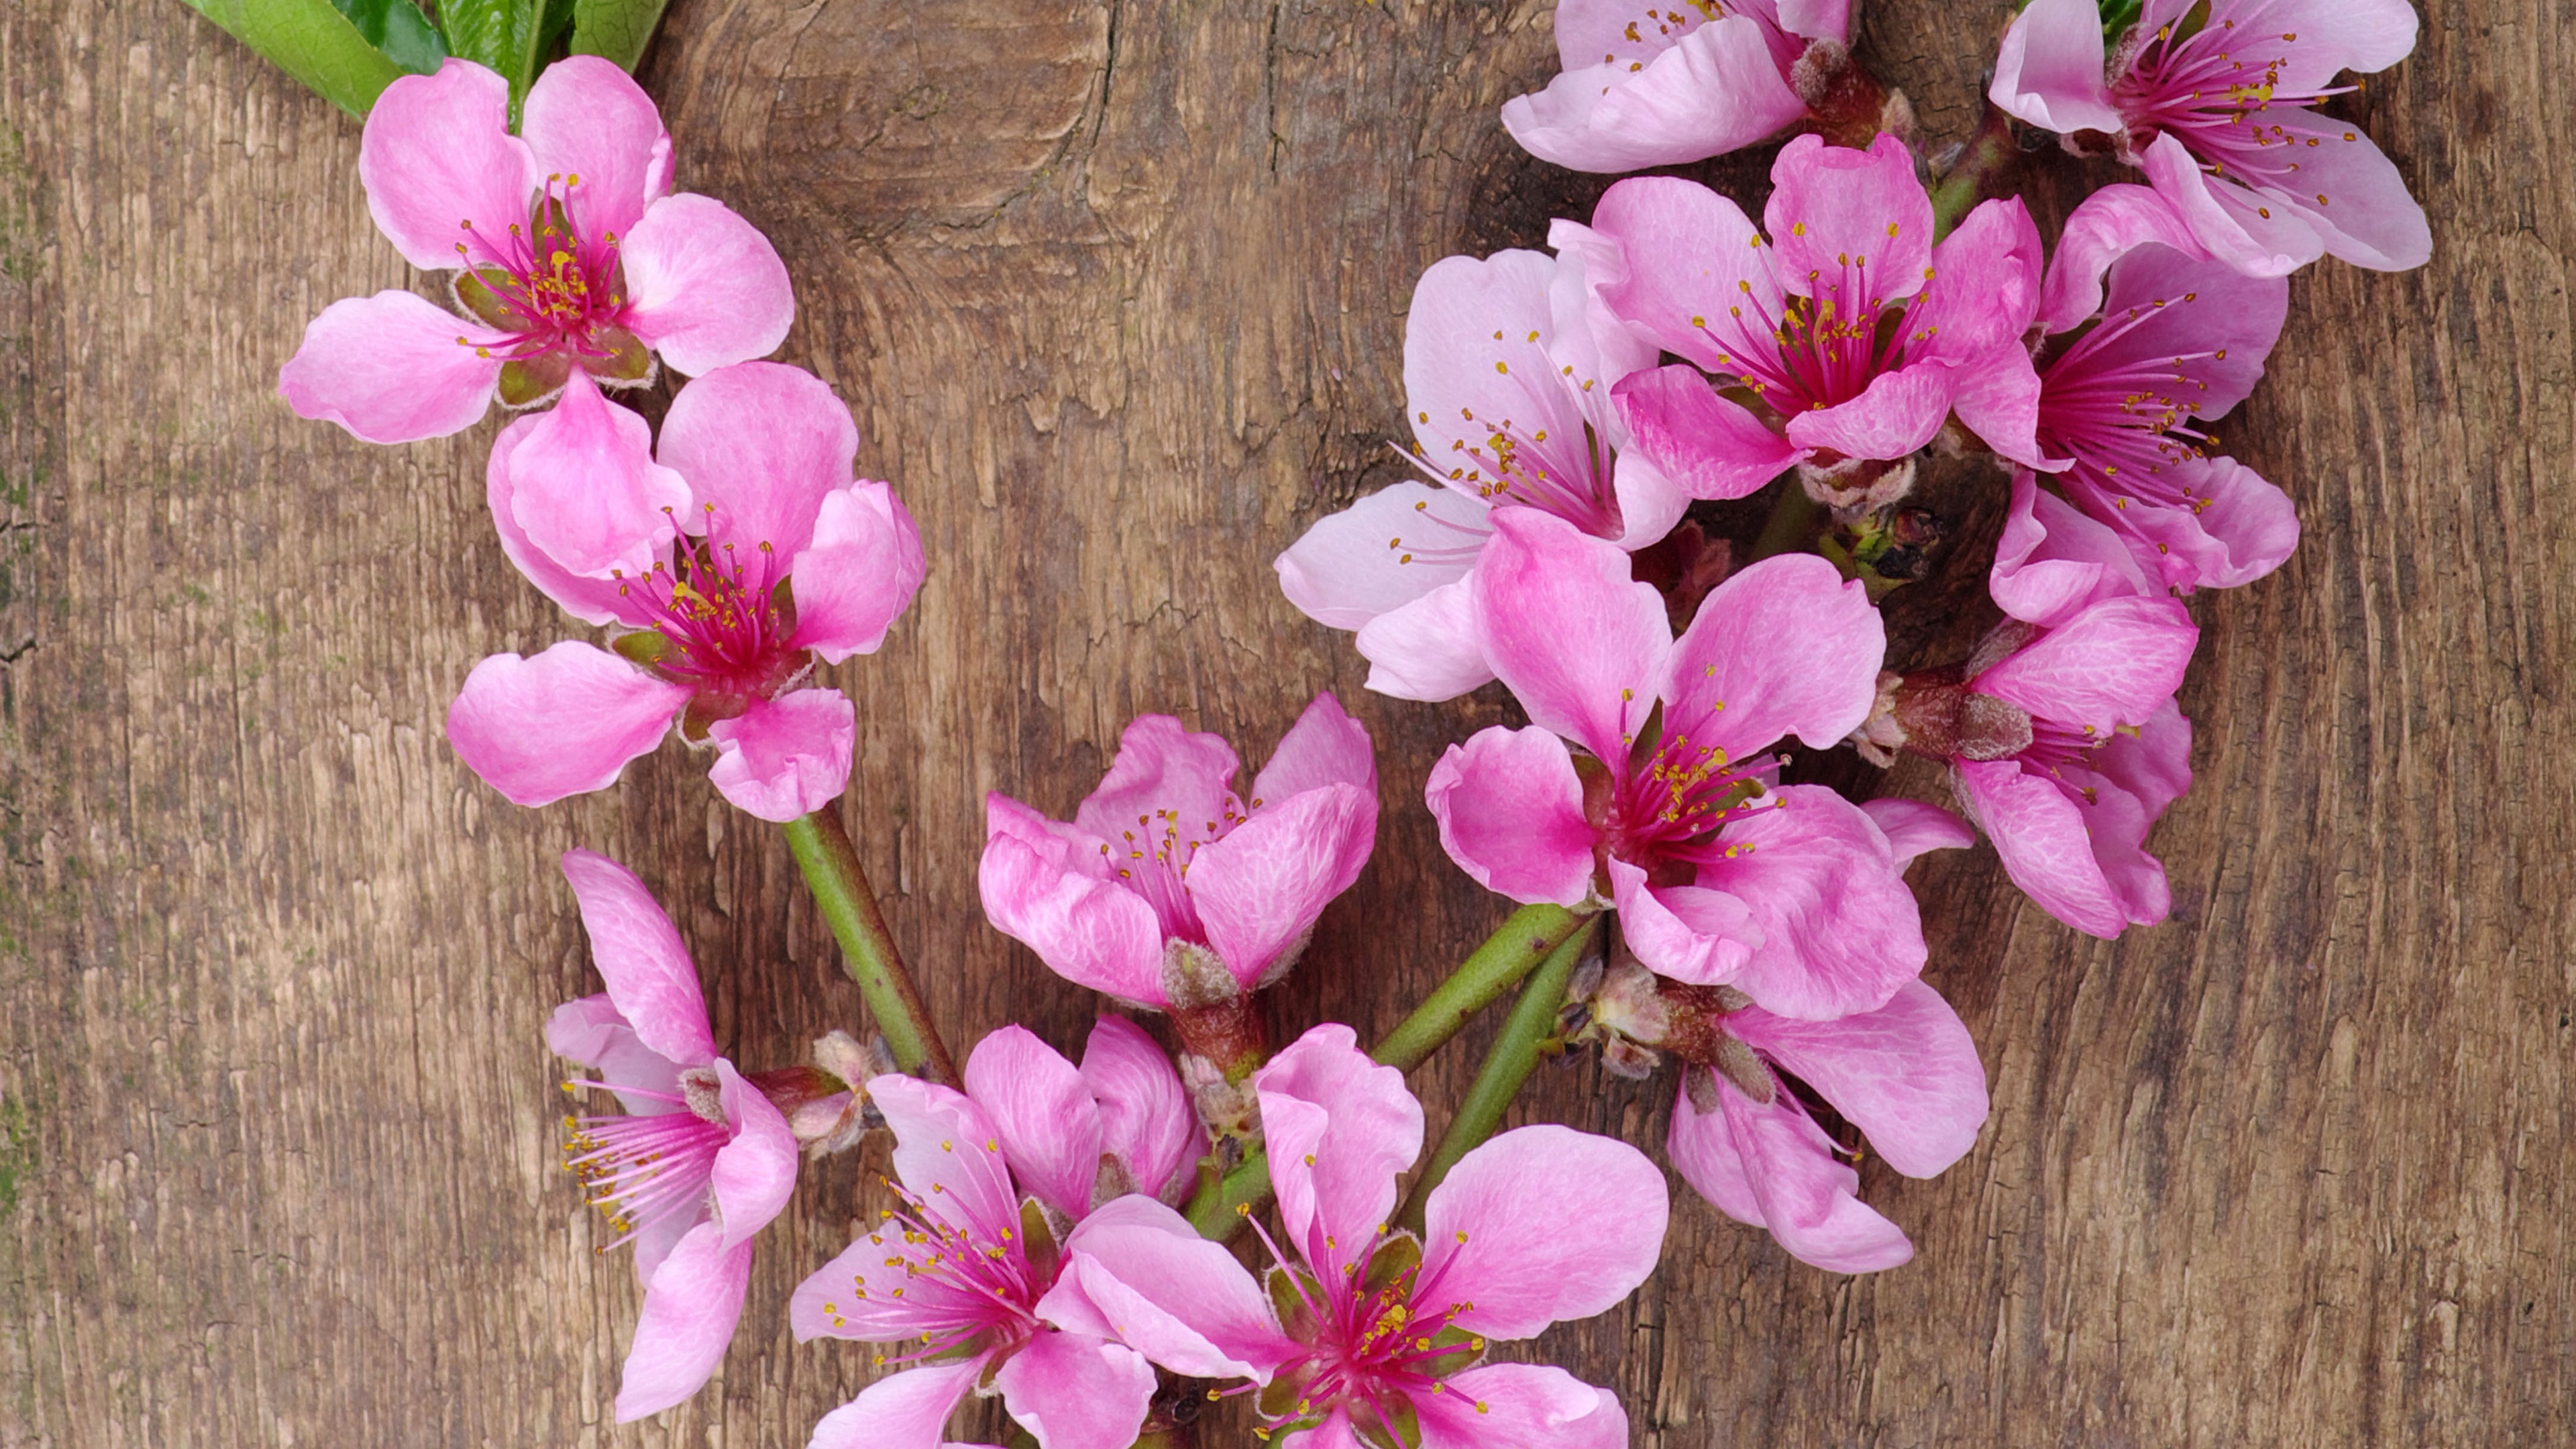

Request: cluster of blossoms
left=274, top=0, right=2422, bottom=1436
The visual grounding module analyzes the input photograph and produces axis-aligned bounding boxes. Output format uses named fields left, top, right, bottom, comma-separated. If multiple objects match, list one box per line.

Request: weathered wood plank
left=1, top=0, right=2569, bottom=1444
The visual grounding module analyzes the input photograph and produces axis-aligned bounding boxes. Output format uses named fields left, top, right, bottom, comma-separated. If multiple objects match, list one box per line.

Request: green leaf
left=568, top=0, right=670, bottom=73
left=175, top=0, right=409, bottom=117
left=435, top=0, right=546, bottom=120
left=325, top=0, right=445, bottom=75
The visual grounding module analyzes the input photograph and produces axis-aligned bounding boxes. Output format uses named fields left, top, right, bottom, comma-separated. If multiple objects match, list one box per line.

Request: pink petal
left=1423, top=727, right=1599, bottom=908
left=991, top=1332, right=1157, bottom=1449
left=1470, top=510, right=1669, bottom=765
left=547, top=996, right=686, bottom=1113
left=1662, top=1074, right=1761, bottom=1224
left=978, top=796, right=1169, bottom=1004
left=870, top=1075, right=1022, bottom=1242
left=792, top=1214, right=985, bottom=1344
left=1781, top=360, right=1955, bottom=462
left=1254, top=1024, right=1424, bottom=1273
left=1354, top=577, right=1495, bottom=702
left=657, top=360, right=858, bottom=559
left=504, top=371, right=692, bottom=580
left=1606, top=447, right=1693, bottom=547
left=705, top=689, right=855, bottom=822
left=446, top=641, right=687, bottom=807
left=1502, top=18, right=1807, bottom=174
left=1611, top=365, right=1803, bottom=499
left=1189, top=783, right=1377, bottom=989
left=621, top=193, right=796, bottom=376
left=963, top=1025, right=1104, bottom=1223
left=710, top=1058, right=799, bottom=1246
left=1951, top=758, right=2133, bottom=938
left=791, top=481, right=928, bottom=662
left=1858, top=797, right=1974, bottom=871
left=1950, top=346, right=2047, bottom=468
left=1420, top=1124, right=1667, bottom=1340
left=1073, top=716, right=1244, bottom=849
left=1275, top=482, right=1489, bottom=631
left=1911, top=197, right=2045, bottom=359
left=278, top=290, right=507, bottom=444
left=1250, top=692, right=1378, bottom=806
left=1609, top=858, right=1756, bottom=985
left=1415, top=1363, right=1628, bottom=1449
left=1546, top=219, right=1663, bottom=401
left=1988, top=0, right=2123, bottom=136
left=558, top=849, right=716, bottom=1067
left=1763, top=135, right=1935, bottom=305
left=1972, top=595, right=2196, bottom=733
left=613, top=1220, right=751, bottom=1421
left=2082, top=244, right=2287, bottom=416
left=2041, top=184, right=2209, bottom=334
left=1279, top=1410, right=1364, bottom=1449
left=2110, top=455, right=2301, bottom=591
left=1659, top=551, right=1884, bottom=758
left=2078, top=697, right=2192, bottom=924
left=1728, top=979, right=1988, bottom=1177
left=1990, top=470, right=2159, bottom=627
left=520, top=55, right=671, bottom=244
left=1591, top=176, right=1777, bottom=373
left=1692, top=786, right=1925, bottom=1020
left=484, top=413, right=653, bottom=627
left=808, top=1358, right=986, bottom=1449
left=2277, top=0, right=2419, bottom=73
left=1044, top=1195, right=1295, bottom=1381
left=2141, top=133, right=2324, bottom=278
left=1719, top=1083, right=1915, bottom=1272
left=2255, top=110, right=2431, bottom=272
left=358, top=60, right=537, bottom=271
left=1079, top=1016, right=1197, bottom=1205
left=1775, top=0, right=1849, bottom=41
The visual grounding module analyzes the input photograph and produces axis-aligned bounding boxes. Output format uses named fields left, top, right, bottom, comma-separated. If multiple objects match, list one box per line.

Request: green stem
left=1372, top=902, right=1585, bottom=1072
left=1184, top=1152, right=1275, bottom=1240
left=1395, top=917, right=1601, bottom=1233
left=782, top=806, right=958, bottom=1087
left=1750, top=476, right=1820, bottom=561
left=1929, top=101, right=2019, bottom=241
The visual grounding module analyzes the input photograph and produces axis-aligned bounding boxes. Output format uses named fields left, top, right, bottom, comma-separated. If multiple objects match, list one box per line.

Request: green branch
left=783, top=806, right=958, bottom=1087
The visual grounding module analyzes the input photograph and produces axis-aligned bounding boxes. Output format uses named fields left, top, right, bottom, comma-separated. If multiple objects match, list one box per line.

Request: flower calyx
left=1790, top=38, right=1918, bottom=151
left=1849, top=665, right=2037, bottom=767
left=1567, top=957, right=1764, bottom=1099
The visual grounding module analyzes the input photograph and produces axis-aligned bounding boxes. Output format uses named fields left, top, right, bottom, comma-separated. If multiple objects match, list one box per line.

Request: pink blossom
left=1589, top=136, right=2049, bottom=491
left=446, top=362, right=924, bottom=821
left=978, top=693, right=1377, bottom=1011
left=2015, top=186, right=2300, bottom=591
left=1501, top=0, right=1851, bottom=172
left=279, top=58, right=792, bottom=443
left=1424, top=508, right=1921, bottom=1020
left=788, top=1020, right=1200, bottom=1449
left=1276, top=239, right=1704, bottom=700
left=1038, top=1024, right=1661, bottom=1448
left=1990, top=0, right=2429, bottom=274
left=546, top=849, right=801, bottom=1421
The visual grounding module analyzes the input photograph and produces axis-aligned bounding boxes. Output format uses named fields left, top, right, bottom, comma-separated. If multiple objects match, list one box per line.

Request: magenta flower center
left=2010, top=714, right=2122, bottom=798
left=1406, top=403, right=1623, bottom=542
left=1694, top=252, right=1934, bottom=425
left=560, top=1071, right=730, bottom=1251
left=1603, top=724, right=1771, bottom=877
left=451, top=174, right=635, bottom=364
left=616, top=526, right=811, bottom=710
left=1092, top=805, right=1245, bottom=943
left=2037, top=295, right=2222, bottom=511
left=2114, top=12, right=2351, bottom=200
left=1248, top=1224, right=1491, bottom=1442
left=817, top=1179, right=1049, bottom=1368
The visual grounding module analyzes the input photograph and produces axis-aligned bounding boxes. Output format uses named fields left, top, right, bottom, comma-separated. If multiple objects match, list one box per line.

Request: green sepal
left=453, top=269, right=523, bottom=329
left=176, top=0, right=409, bottom=118
left=610, top=630, right=669, bottom=667
left=496, top=352, right=572, bottom=406
left=576, top=327, right=654, bottom=384
left=1016, top=1197, right=1061, bottom=1285
left=1358, top=1230, right=1419, bottom=1299
left=569, top=0, right=672, bottom=72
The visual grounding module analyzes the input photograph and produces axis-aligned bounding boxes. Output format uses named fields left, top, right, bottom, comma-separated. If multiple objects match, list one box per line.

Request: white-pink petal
left=705, top=690, right=855, bottom=822
left=1079, top=1016, right=1197, bottom=1204
left=963, top=1024, right=1104, bottom=1223
left=1250, top=691, right=1378, bottom=806
left=613, top=1220, right=753, bottom=1421
left=808, top=1356, right=987, bottom=1449
left=1424, top=727, right=1599, bottom=908
left=1729, top=980, right=1989, bottom=1178
left=559, top=849, right=716, bottom=1067
left=621, top=193, right=796, bottom=376
left=989, top=1331, right=1158, bottom=1449
left=1353, top=578, right=1495, bottom=702
left=359, top=60, right=537, bottom=271
left=447, top=642, right=688, bottom=807
left=1470, top=509, right=1668, bottom=766
left=504, top=371, right=691, bottom=580
left=710, top=1059, right=799, bottom=1247
left=658, top=360, right=859, bottom=559
left=1189, top=782, right=1377, bottom=988
left=1988, top=0, right=2123, bottom=136
left=1254, top=1024, right=1423, bottom=1273
left=520, top=56, right=671, bottom=244
left=277, top=290, right=507, bottom=444
left=1420, top=1124, right=1667, bottom=1341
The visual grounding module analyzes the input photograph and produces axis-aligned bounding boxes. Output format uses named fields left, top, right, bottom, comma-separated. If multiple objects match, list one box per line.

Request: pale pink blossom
left=547, top=850, right=801, bottom=1421
left=280, top=57, right=792, bottom=443
left=978, top=693, right=1377, bottom=1012
left=1425, top=508, right=1919, bottom=1020
left=788, top=1020, right=1199, bottom=1449
left=1038, top=1024, right=1662, bottom=1448
left=1590, top=136, right=2049, bottom=492
left=2015, top=186, right=2299, bottom=590
left=1990, top=0, right=2428, bottom=275
left=1275, top=239, right=1701, bottom=700
left=446, top=362, right=923, bottom=821
left=1501, top=0, right=1852, bottom=172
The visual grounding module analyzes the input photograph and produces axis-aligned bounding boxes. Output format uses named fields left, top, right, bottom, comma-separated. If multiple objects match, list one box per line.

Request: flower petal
left=2140, top=133, right=2324, bottom=278
left=1763, top=134, right=1934, bottom=305
left=1715, top=1081, right=1915, bottom=1272
left=1912, top=196, right=2045, bottom=358
left=1990, top=470, right=2160, bottom=627
left=808, top=1357, right=986, bottom=1449
left=1782, top=359, right=1955, bottom=462
left=1611, top=364, right=1802, bottom=499
left=2255, top=110, right=2430, bottom=272
left=2084, top=243, right=2287, bottom=417
left=278, top=290, right=506, bottom=443
left=1972, top=595, right=2196, bottom=733
left=710, top=1058, right=799, bottom=1246
left=1189, top=782, right=1377, bottom=988
left=1354, top=576, right=1495, bottom=702
left=1503, top=18, right=1807, bottom=174
left=621, top=193, right=796, bottom=375
left=1729, top=979, right=1988, bottom=1177
left=1276, top=482, right=1490, bottom=631
left=520, top=55, right=671, bottom=243
left=792, top=480, right=928, bottom=663
left=705, top=689, right=855, bottom=822
left=657, top=360, right=858, bottom=559
left=504, top=371, right=692, bottom=580
left=1471, top=509, right=1669, bottom=765
left=979, top=796, right=1169, bottom=1004
left=1988, top=0, right=2123, bottom=136
left=1073, top=716, right=1245, bottom=848
left=991, top=1332, right=1157, bottom=1449
left=1415, top=1363, right=1629, bottom=1449
left=1250, top=692, right=1378, bottom=806
left=1692, top=786, right=1925, bottom=1020
left=869, top=1074, right=1022, bottom=1242
left=1254, top=1024, right=1424, bottom=1273
left=1279, top=1410, right=1364, bottom=1449
left=559, top=849, right=716, bottom=1066
left=1660, top=551, right=1884, bottom=758
left=447, top=641, right=687, bottom=807
left=547, top=996, right=688, bottom=1113
left=485, top=413, right=655, bottom=627
left=1424, top=727, right=1598, bottom=908
left=614, top=1220, right=751, bottom=1421
left=1044, top=1195, right=1295, bottom=1382
left=2040, top=184, right=2209, bottom=335
left=1609, top=857, right=1756, bottom=985
left=962, top=1024, right=1104, bottom=1224
left=1949, top=345, right=2047, bottom=468
left=1421, top=1124, right=1667, bottom=1340
left=1079, top=1016, right=1197, bottom=1204
left=1591, top=176, right=1776, bottom=373
left=1858, top=797, right=1974, bottom=871
left=1951, top=758, right=2133, bottom=938
left=359, top=60, right=538, bottom=271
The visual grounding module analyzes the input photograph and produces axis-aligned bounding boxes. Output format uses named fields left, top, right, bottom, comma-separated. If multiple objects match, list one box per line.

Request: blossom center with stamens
left=2037, top=292, right=2223, bottom=516
left=560, top=1066, right=731, bottom=1252
left=1242, top=1217, right=1490, bottom=1445
left=614, top=518, right=811, bottom=714
left=1601, top=723, right=1770, bottom=877
left=814, top=1159, right=1049, bottom=1371
left=451, top=175, right=634, bottom=358
left=1692, top=242, right=1933, bottom=429
left=2114, top=10, right=2355, bottom=217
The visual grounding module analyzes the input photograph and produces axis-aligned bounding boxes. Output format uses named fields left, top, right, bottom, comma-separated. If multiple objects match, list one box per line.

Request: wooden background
left=2, top=0, right=2569, bottom=1443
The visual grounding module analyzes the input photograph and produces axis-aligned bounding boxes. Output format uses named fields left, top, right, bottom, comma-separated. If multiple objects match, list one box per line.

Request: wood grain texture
left=2, top=0, right=2569, bottom=1444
